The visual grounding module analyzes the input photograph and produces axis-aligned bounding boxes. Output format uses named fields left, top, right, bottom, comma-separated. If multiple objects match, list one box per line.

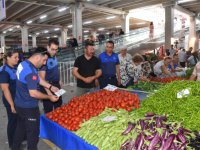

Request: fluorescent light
left=29, top=35, right=32, bottom=37
left=84, top=30, right=89, bottom=33
left=44, top=30, right=49, bottom=33
left=3, top=31, right=7, bottom=34
left=137, top=22, right=146, bottom=25
left=115, top=25, right=121, bottom=28
left=8, top=28, right=13, bottom=31
left=54, top=28, right=60, bottom=31
left=58, top=7, right=68, bottom=12
left=87, top=0, right=91, bottom=1
left=83, top=21, right=93, bottom=25
left=53, top=35, right=58, bottom=38
left=106, top=32, right=110, bottom=35
left=36, top=32, right=40, bottom=35
left=46, top=37, right=50, bottom=39
left=178, top=0, right=197, bottom=4
left=84, top=35, right=88, bottom=38
left=26, top=20, right=32, bottom=24
left=106, top=16, right=116, bottom=20
left=68, top=25, right=72, bottom=28
left=16, top=25, right=20, bottom=28
left=40, top=15, right=47, bottom=19
left=98, top=28, right=104, bottom=31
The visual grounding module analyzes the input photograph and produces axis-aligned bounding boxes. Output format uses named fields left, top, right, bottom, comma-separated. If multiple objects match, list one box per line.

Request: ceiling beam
left=6, top=3, right=32, bottom=20
left=83, top=2, right=126, bottom=15
left=6, top=1, right=17, bottom=9
left=174, top=5, right=195, bottom=16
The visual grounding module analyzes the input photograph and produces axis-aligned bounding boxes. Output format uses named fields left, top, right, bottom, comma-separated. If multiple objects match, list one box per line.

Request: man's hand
left=83, top=76, right=95, bottom=83
left=49, top=95, right=59, bottom=102
left=50, top=86, right=59, bottom=93
left=11, top=105, right=16, bottom=114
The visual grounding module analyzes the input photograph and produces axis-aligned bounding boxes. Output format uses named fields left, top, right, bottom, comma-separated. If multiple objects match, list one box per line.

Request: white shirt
left=154, top=60, right=164, bottom=75
left=178, top=50, right=186, bottom=62
left=169, top=48, right=176, bottom=57
left=118, top=53, right=132, bottom=66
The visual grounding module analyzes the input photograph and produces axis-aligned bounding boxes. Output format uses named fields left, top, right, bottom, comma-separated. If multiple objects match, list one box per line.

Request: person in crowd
left=154, top=56, right=173, bottom=77
left=12, top=48, right=59, bottom=150
left=88, top=35, right=96, bottom=42
left=0, top=50, right=19, bottom=149
left=187, top=51, right=199, bottom=67
left=186, top=47, right=193, bottom=59
left=98, top=40, right=121, bottom=89
left=178, top=48, right=187, bottom=67
left=98, top=32, right=105, bottom=44
left=190, top=61, right=200, bottom=81
left=109, top=32, right=114, bottom=39
left=72, top=40, right=102, bottom=96
left=68, top=34, right=78, bottom=48
left=174, top=40, right=179, bottom=49
left=169, top=45, right=176, bottom=57
left=158, top=45, right=165, bottom=59
left=149, top=22, right=154, bottom=40
left=168, top=53, right=179, bottom=71
left=39, top=39, right=62, bottom=113
left=120, top=54, right=150, bottom=87
left=118, top=46, right=132, bottom=66
left=119, top=29, right=125, bottom=36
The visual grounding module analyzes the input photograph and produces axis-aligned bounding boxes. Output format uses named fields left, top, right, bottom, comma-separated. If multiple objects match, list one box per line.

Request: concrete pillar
left=72, top=2, right=83, bottom=43
left=91, top=30, right=97, bottom=41
left=61, top=27, right=68, bottom=47
left=32, top=35, right=37, bottom=48
left=188, top=16, right=197, bottom=51
left=121, top=14, right=130, bottom=34
left=21, top=26, right=29, bottom=52
left=165, top=6, right=174, bottom=50
left=58, top=37, right=62, bottom=47
left=0, top=35, right=5, bottom=48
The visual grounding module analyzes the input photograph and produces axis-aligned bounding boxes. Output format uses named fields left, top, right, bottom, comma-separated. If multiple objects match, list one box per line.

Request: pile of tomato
left=150, top=77, right=186, bottom=83
left=46, top=90, right=139, bottom=131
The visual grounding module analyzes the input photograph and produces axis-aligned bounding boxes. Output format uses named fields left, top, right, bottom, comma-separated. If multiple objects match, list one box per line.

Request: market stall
left=40, top=80, right=200, bottom=150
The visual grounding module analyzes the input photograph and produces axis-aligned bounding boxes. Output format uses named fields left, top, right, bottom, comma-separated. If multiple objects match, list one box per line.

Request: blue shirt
left=40, top=56, right=59, bottom=82
left=99, top=52, right=119, bottom=77
left=0, top=64, right=17, bottom=107
left=15, top=60, right=40, bottom=108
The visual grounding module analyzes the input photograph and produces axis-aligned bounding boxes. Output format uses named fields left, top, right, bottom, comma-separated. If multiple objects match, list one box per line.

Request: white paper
left=177, top=89, right=190, bottom=98
left=55, top=89, right=66, bottom=97
left=102, top=116, right=117, bottom=122
left=104, top=84, right=118, bottom=91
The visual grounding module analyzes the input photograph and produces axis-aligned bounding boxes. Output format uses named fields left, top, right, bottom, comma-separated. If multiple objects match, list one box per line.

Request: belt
left=102, top=76, right=116, bottom=80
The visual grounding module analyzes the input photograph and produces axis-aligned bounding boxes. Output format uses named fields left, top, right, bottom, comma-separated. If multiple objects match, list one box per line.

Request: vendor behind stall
left=154, top=56, right=173, bottom=77
left=190, top=62, right=200, bottom=81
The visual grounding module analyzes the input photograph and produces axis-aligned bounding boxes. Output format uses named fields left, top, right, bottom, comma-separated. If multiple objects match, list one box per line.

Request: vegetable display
left=127, top=81, right=164, bottom=92
left=185, top=67, right=194, bottom=78
left=76, top=109, right=132, bottom=150
left=150, top=77, right=186, bottom=83
left=133, top=80, right=200, bottom=131
left=120, top=113, right=194, bottom=150
left=46, top=90, right=139, bottom=131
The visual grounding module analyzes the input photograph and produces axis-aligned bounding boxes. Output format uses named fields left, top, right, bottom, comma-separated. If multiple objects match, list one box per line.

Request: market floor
left=0, top=85, right=77, bottom=150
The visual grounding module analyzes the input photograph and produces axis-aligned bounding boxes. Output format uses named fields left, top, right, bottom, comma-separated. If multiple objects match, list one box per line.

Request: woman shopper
left=154, top=56, right=173, bottom=77
left=0, top=50, right=19, bottom=148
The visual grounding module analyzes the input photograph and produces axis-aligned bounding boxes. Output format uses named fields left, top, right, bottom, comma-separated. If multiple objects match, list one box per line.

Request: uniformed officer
left=12, top=48, right=59, bottom=150
left=0, top=50, right=19, bottom=148
left=39, top=39, right=62, bottom=113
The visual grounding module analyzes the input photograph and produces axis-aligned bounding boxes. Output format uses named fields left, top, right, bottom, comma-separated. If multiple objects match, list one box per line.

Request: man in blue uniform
left=12, top=48, right=59, bottom=150
left=99, top=40, right=121, bottom=89
left=39, top=39, right=62, bottom=113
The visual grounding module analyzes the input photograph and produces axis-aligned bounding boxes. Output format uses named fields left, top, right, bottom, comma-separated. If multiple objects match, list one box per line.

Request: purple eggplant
left=127, top=138, right=135, bottom=150
left=145, top=135, right=155, bottom=141
left=161, top=134, right=176, bottom=150
left=122, top=122, right=135, bottom=135
left=162, top=130, right=169, bottom=140
left=139, top=120, right=146, bottom=130
left=145, top=112, right=155, bottom=117
left=159, top=116, right=167, bottom=122
left=177, top=142, right=187, bottom=150
left=176, top=132, right=187, bottom=143
left=137, top=133, right=144, bottom=150
left=120, top=139, right=130, bottom=150
left=135, top=133, right=143, bottom=149
left=159, top=139, right=166, bottom=150
left=155, top=117, right=162, bottom=128
left=148, top=132, right=161, bottom=150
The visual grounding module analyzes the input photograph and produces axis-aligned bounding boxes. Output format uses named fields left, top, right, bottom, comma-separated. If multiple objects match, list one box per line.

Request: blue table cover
left=40, top=115, right=98, bottom=150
